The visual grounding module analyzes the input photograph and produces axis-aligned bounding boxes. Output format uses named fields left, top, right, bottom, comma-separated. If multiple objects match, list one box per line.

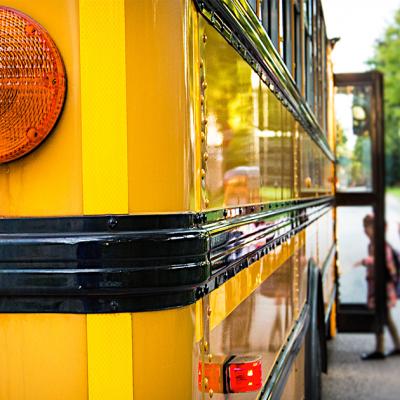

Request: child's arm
left=354, top=256, right=374, bottom=267
left=362, top=256, right=374, bottom=267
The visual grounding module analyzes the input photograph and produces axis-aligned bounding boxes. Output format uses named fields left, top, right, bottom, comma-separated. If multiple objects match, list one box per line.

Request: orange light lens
left=198, top=361, right=224, bottom=393
left=0, top=7, right=66, bottom=163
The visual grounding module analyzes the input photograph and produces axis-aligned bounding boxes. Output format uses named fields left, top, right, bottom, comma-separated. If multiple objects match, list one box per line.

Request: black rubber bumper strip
left=0, top=197, right=333, bottom=313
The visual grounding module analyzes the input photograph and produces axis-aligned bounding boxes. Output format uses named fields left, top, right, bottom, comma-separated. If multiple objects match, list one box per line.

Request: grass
left=386, top=186, right=400, bottom=199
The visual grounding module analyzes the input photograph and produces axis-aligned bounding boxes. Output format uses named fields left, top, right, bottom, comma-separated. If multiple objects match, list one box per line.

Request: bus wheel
left=305, top=264, right=325, bottom=400
left=305, top=317, right=322, bottom=400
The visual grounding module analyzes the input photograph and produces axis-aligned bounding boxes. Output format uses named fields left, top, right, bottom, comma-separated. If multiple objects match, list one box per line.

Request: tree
left=369, top=9, right=400, bottom=186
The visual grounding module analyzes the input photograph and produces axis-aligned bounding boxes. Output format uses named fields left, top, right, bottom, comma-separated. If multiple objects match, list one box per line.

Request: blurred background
left=323, top=0, right=400, bottom=248
left=322, top=2, right=400, bottom=398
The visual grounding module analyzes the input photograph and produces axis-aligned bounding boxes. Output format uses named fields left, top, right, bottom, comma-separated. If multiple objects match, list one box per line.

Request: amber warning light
left=0, top=7, right=66, bottom=163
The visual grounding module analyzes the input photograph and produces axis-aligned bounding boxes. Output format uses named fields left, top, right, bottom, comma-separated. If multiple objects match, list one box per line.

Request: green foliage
left=369, top=9, right=400, bottom=186
left=336, top=120, right=371, bottom=187
left=387, top=186, right=400, bottom=199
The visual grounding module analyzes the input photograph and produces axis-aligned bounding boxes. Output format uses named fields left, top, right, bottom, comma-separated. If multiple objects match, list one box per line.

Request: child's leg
left=361, top=332, right=386, bottom=359
left=376, top=332, right=384, bottom=353
left=387, top=310, right=400, bottom=349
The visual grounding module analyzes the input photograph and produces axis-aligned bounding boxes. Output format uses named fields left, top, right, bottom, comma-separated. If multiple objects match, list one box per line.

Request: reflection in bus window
left=224, top=166, right=260, bottom=206
left=203, top=23, right=302, bottom=209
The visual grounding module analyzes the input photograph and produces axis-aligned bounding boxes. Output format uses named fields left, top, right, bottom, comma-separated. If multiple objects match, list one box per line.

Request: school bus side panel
left=125, top=0, right=198, bottom=213
left=0, top=315, right=88, bottom=400
left=0, top=0, right=83, bottom=217
left=132, top=305, right=200, bottom=400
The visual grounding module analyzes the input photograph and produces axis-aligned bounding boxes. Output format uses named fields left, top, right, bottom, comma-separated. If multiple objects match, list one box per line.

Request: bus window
left=283, top=0, right=293, bottom=74
left=335, top=85, right=373, bottom=192
left=294, top=0, right=302, bottom=92
left=304, top=0, right=314, bottom=108
left=247, top=0, right=257, bottom=14
left=320, top=14, right=328, bottom=133
left=261, top=0, right=269, bottom=33
left=278, top=0, right=284, bottom=55
left=266, top=0, right=279, bottom=50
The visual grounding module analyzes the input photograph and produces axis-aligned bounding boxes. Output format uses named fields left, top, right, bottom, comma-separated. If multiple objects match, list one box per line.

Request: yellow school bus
left=0, top=1, right=336, bottom=399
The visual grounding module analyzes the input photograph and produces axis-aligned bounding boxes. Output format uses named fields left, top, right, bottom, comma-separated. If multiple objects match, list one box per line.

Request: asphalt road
left=322, top=194, right=400, bottom=399
left=322, top=306, right=400, bottom=400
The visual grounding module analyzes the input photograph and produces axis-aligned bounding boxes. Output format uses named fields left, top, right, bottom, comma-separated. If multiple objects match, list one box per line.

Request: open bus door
left=334, top=71, right=386, bottom=334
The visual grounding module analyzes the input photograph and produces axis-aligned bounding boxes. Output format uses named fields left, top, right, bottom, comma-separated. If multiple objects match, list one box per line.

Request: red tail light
left=198, top=354, right=263, bottom=394
left=227, top=356, right=262, bottom=393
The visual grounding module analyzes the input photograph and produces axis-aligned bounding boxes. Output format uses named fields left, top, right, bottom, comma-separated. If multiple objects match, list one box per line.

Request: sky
left=321, top=0, right=400, bottom=72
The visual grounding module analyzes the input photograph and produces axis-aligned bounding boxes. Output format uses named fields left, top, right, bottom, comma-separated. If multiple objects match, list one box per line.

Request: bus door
left=334, top=71, right=386, bottom=333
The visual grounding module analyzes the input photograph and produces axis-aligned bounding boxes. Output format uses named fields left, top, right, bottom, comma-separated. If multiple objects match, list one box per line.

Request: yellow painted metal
left=0, top=314, right=87, bottom=400
left=132, top=305, right=197, bottom=400
left=195, top=2, right=206, bottom=211
left=125, top=0, right=198, bottom=213
left=87, top=314, right=133, bottom=400
left=330, top=298, right=337, bottom=338
left=209, top=231, right=304, bottom=331
left=80, top=0, right=128, bottom=215
left=326, top=41, right=337, bottom=196
left=0, top=0, right=83, bottom=217
left=195, top=298, right=204, bottom=342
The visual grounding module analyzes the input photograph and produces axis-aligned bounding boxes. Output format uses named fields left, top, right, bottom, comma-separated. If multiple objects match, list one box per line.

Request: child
left=354, top=213, right=400, bottom=360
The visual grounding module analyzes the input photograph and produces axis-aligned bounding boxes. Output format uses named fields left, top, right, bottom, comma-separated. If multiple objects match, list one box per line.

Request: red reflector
left=227, top=356, right=262, bottom=393
left=198, top=358, right=225, bottom=393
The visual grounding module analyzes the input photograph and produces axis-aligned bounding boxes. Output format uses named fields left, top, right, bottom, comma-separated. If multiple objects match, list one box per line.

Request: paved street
left=322, top=307, right=400, bottom=400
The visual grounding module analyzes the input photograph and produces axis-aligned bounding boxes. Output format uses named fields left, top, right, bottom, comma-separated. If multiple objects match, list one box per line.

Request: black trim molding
left=0, top=197, right=333, bottom=313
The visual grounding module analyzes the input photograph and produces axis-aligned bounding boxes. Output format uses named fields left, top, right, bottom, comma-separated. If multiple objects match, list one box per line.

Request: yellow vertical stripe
left=79, top=0, right=128, bottom=214
left=87, top=314, right=133, bottom=400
